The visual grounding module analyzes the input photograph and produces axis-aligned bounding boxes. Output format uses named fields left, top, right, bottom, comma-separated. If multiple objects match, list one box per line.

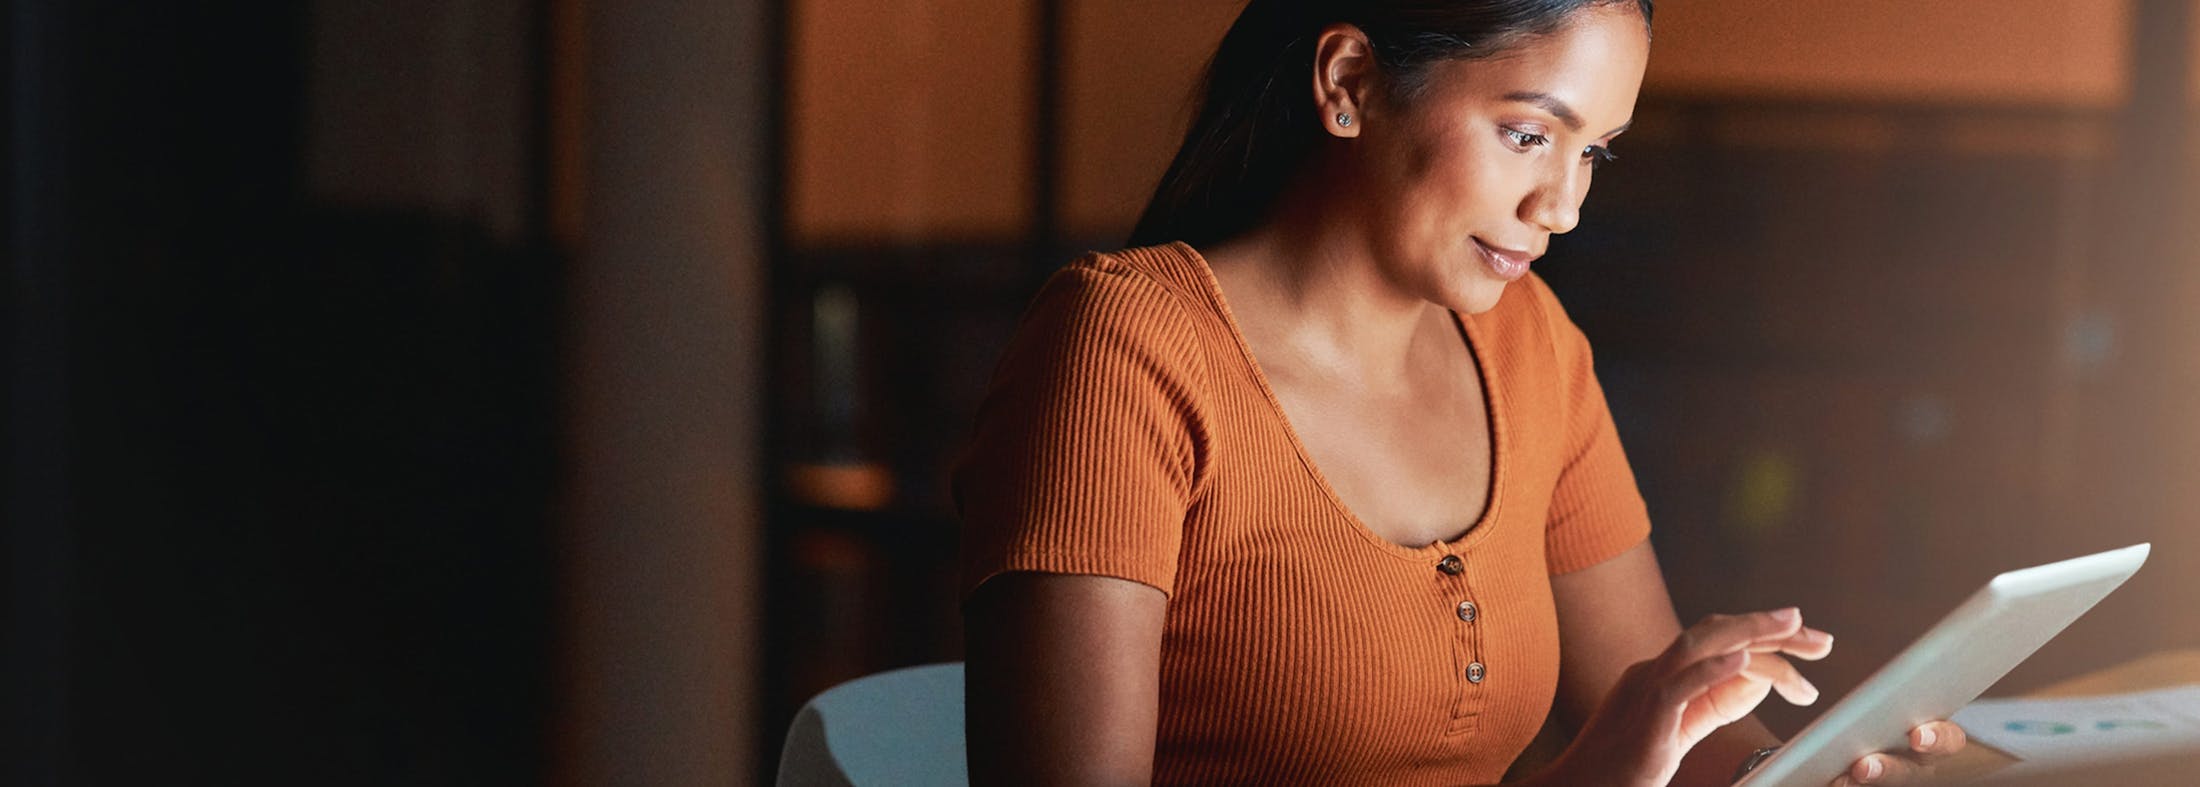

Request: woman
left=953, top=1, right=1967, bottom=784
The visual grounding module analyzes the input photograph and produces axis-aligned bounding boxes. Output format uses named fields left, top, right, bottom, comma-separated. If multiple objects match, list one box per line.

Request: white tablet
left=1732, top=543, right=2151, bottom=787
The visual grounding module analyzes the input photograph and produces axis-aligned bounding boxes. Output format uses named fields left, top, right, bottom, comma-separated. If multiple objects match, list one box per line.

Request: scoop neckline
left=1165, top=241, right=1507, bottom=562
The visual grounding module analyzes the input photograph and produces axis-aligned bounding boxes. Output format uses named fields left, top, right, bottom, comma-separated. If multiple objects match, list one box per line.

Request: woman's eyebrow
left=1503, top=91, right=1583, bottom=131
left=1503, top=90, right=1631, bottom=138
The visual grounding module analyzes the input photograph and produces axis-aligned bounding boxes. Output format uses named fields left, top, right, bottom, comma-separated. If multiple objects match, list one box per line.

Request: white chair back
left=775, top=662, right=968, bottom=787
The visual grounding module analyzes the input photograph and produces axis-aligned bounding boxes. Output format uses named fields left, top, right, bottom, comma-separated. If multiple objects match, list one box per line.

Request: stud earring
left=1336, top=112, right=1353, bottom=128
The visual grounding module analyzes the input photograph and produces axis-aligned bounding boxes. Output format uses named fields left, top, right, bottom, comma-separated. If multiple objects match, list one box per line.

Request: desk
left=1932, top=650, right=2200, bottom=784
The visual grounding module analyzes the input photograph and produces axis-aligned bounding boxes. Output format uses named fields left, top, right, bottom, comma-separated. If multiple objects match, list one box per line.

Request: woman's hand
left=1829, top=720, right=1968, bottom=786
left=1538, top=608, right=1834, bottom=787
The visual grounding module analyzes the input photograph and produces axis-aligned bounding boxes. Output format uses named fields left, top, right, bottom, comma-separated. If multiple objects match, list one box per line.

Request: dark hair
left=1127, top=0, right=1653, bottom=248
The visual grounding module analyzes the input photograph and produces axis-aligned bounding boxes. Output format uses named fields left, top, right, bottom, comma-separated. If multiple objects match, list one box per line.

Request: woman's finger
left=1749, top=625, right=1834, bottom=661
left=1837, top=726, right=1965, bottom=787
left=1741, top=651, right=1820, bottom=706
left=1910, top=720, right=1968, bottom=756
left=1849, top=751, right=1938, bottom=785
left=1848, top=752, right=1893, bottom=784
left=1657, top=650, right=1748, bottom=706
left=1661, top=609, right=1805, bottom=671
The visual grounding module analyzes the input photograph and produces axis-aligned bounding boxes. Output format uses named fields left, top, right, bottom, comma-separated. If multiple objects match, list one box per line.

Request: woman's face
left=1346, top=5, right=1649, bottom=314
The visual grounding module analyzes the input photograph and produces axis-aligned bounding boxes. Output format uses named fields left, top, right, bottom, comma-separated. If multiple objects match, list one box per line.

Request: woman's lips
left=1473, top=238, right=1538, bottom=281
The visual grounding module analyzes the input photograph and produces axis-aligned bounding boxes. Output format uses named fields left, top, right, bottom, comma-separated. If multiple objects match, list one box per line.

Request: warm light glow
left=1647, top=0, right=2132, bottom=107
left=1060, top=0, right=1240, bottom=238
left=786, top=461, right=897, bottom=511
left=789, top=0, right=1037, bottom=243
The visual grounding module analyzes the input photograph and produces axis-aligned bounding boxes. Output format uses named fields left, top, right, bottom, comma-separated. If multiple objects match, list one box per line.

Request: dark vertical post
left=556, top=0, right=770, bottom=782
left=757, top=0, right=790, bottom=779
left=5, top=0, right=71, bottom=782
left=2081, top=0, right=2196, bottom=649
left=2116, top=0, right=2200, bottom=646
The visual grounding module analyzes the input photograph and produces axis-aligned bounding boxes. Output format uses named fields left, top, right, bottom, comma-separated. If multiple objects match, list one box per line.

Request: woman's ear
left=1311, top=23, right=1374, bottom=139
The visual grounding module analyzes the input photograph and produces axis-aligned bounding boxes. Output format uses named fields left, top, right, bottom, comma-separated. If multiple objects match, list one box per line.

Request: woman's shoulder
left=1020, top=243, right=1218, bottom=343
left=1049, top=242, right=1212, bottom=311
left=999, top=243, right=1223, bottom=376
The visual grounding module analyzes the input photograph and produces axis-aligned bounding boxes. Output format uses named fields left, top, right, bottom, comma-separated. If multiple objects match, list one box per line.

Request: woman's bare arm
left=963, top=572, right=1166, bottom=786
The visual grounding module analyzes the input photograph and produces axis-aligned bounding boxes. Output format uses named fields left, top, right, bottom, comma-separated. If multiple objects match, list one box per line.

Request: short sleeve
left=1528, top=279, right=1652, bottom=574
left=951, top=257, right=1210, bottom=600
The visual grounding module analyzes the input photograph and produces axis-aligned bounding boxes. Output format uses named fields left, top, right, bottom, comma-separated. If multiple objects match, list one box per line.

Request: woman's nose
left=1522, top=164, right=1585, bottom=235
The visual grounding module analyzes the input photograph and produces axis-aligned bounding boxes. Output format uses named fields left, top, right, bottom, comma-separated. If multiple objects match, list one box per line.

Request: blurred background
left=6, top=0, right=2198, bottom=784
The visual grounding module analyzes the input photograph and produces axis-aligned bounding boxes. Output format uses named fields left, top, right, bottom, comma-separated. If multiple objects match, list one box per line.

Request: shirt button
left=1456, top=601, right=1478, bottom=623
left=1467, top=662, right=1486, bottom=683
left=1437, top=555, right=1464, bottom=575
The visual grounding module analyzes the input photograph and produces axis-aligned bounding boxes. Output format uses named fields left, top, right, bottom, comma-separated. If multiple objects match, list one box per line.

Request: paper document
left=1952, top=684, right=2200, bottom=770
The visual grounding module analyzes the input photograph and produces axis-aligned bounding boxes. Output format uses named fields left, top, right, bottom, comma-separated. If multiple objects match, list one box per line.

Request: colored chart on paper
left=1954, top=685, right=2200, bottom=767
left=1999, top=720, right=2078, bottom=735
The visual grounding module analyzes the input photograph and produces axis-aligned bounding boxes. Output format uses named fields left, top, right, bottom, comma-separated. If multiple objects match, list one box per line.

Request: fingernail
left=1918, top=725, right=1938, bottom=748
left=1863, top=757, right=1884, bottom=781
left=1773, top=607, right=1799, bottom=622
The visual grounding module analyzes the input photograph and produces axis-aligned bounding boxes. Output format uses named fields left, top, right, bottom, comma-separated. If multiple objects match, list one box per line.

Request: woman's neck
left=1198, top=206, right=1447, bottom=388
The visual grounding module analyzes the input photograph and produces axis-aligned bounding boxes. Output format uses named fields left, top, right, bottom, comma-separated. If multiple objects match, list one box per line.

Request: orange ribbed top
left=953, top=242, right=1651, bottom=784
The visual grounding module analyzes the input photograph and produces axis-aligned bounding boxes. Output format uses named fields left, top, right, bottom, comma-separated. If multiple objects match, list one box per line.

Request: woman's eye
left=1502, top=128, right=1548, bottom=150
left=1583, top=144, right=1618, bottom=169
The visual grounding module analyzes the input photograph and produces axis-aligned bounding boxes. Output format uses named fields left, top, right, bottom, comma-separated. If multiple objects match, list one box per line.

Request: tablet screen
left=1733, top=543, right=2149, bottom=787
